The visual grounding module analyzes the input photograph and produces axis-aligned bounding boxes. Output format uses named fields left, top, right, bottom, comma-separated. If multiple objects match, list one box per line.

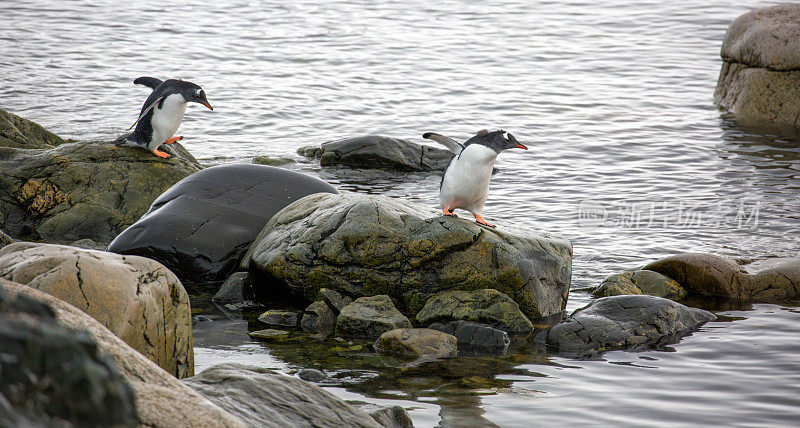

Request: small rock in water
left=336, top=295, right=411, bottom=338
left=416, top=289, right=534, bottom=334
left=297, top=368, right=327, bottom=382
left=593, top=269, right=686, bottom=301
left=374, top=328, right=457, bottom=359
left=192, top=315, right=213, bottom=324
left=369, top=406, right=415, bottom=428
left=301, top=301, right=336, bottom=337
left=248, top=329, right=290, bottom=340
left=213, top=272, right=250, bottom=303
left=258, top=310, right=301, bottom=327
left=317, top=288, right=353, bottom=313
left=428, top=320, right=510, bottom=355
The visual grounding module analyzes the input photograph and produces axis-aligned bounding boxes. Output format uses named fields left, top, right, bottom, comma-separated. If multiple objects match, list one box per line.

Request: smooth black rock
left=428, top=320, right=510, bottom=356
left=108, top=164, right=338, bottom=291
left=0, top=288, right=137, bottom=427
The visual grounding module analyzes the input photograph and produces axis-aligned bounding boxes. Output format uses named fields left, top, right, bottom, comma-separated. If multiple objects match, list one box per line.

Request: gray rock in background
left=300, top=135, right=453, bottom=171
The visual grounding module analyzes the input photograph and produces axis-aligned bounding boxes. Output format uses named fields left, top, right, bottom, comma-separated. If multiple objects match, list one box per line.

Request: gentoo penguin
left=125, top=77, right=213, bottom=158
left=423, top=129, right=527, bottom=228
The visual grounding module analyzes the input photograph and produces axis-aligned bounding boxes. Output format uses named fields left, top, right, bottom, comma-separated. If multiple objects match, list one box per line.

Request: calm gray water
left=2, top=1, right=799, bottom=426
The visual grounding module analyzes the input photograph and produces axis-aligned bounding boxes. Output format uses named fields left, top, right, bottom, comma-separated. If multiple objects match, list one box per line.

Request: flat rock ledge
left=538, top=295, right=716, bottom=356
left=714, top=4, right=800, bottom=125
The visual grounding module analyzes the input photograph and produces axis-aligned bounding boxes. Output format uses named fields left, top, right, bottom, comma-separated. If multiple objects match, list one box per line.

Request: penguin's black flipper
left=423, top=132, right=463, bottom=154
left=128, top=94, right=165, bottom=130
left=133, top=77, right=164, bottom=90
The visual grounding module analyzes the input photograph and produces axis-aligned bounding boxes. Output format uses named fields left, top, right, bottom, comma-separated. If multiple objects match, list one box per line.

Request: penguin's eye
left=195, top=89, right=203, bottom=97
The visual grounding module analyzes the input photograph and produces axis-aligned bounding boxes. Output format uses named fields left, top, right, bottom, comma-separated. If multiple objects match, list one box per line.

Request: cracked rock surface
left=540, top=295, right=716, bottom=356
left=0, top=242, right=193, bottom=378
left=416, top=289, right=534, bottom=334
left=242, top=192, right=572, bottom=320
left=714, top=4, right=800, bottom=125
left=108, top=164, right=338, bottom=290
left=643, top=253, right=800, bottom=303
left=0, top=108, right=201, bottom=243
left=301, top=135, right=453, bottom=171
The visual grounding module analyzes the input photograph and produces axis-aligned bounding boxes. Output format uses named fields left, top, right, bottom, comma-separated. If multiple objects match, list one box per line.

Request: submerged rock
left=301, top=300, right=336, bottom=336
left=300, top=135, right=452, bottom=171
left=643, top=253, right=800, bottom=303
left=417, top=289, right=534, bottom=334
left=375, top=328, right=458, bottom=359
left=0, top=242, right=193, bottom=378
left=108, top=164, right=338, bottom=290
left=714, top=4, right=800, bottom=125
left=258, top=310, right=301, bottom=327
left=428, top=320, right=510, bottom=355
left=243, top=192, right=572, bottom=320
left=0, top=285, right=137, bottom=427
left=592, top=269, right=687, bottom=300
left=0, top=109, right=201, bottom=243
left=539, top=295, right=716, bottom=356
left=184, top=363, right=389, bottom=428
left=336, top=295, right=412, bottom=338
left=248, top=329, right=290, bottom=340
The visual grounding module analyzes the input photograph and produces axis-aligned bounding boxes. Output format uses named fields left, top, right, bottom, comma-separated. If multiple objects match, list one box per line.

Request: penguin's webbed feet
left=152, top=149, right=171, bottom=159
left=442, top=209, right=457, bottom=217
left=473, top=214, right=495, bottom=228
left=163, top=136, right=183, bottom=145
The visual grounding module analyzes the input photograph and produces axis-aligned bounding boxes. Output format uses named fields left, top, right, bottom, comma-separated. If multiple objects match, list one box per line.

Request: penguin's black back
left=127, top=79, right=187, bottom=146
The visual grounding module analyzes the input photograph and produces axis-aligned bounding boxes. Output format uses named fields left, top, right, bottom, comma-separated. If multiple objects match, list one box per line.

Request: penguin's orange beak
left=516, top=143, right=527, bottom=150
left=202, top=101, right=214, bottom=111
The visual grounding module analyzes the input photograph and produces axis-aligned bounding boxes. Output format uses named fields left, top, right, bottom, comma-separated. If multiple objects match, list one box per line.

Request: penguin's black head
left=471, top=129, right=527, bottom=153
left=174, top=80, right=213, bottom=111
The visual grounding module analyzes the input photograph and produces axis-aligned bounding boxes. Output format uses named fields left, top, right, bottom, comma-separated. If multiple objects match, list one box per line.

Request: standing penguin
left=423, top=129, right=527, bottom=228
left=125, top=77, right=213, bottom=158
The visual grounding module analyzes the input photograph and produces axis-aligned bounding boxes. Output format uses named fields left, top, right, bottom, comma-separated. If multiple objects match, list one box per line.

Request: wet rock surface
left=243, top=192, right=572, bottom=320
left=375, top=328, right=458, bottom=359
left=368, top=406, right=415, bottom=428
left=0, top=242, right=193, bottom=378
left=336, top=295, right=412, bottom=338
left=258, top=309, right=301, bottom=327
left=539, top=295, right=716, bottom=356
left=301, top=300, right=336, bottom=336
left=318, top=287, right=353, bottom=312
left=213, top=271, right=250, bottom=303
left=416, top=289, right=534, bottom=334
left=714, top=4, right=800, bottom=125
left=643, top=253, right=800, bottom=303
left=428, top=320, right=510, bottom=355
left=300, top=135, right=453, bottom=171
left=593, top=269, right=687, bottom=300
left=108, top=164, right=339, bottom=290
left=184, top=363, right=392, bottom=428
left=0, top=285, right=137, bottom=427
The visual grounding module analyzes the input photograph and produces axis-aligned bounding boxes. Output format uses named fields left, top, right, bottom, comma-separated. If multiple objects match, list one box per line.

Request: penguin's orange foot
left=473, top=214, right=495, bottom=228
left=152, top=149, right=171, bottom=158
left=163, top=136, right=183, bottom=144
left=442, top=209, right=457, bottom=217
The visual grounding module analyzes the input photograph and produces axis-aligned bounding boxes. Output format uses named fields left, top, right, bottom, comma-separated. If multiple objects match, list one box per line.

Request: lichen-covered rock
left=0, top=242, right=193, bottom=378
left=539, top=295, right=716, bottom=356
left=417, top=289, right=534, bottom=334
left=0, top=108, right=69, bottom=149
left=258, top=310, right=300, bottom=327
left=643, top=253, right=800, bottom=303
left=300, top=135, right=453, bottom=171
left=301, top=300, right=336, bottom=336
left=0, top=109, right=201, bottom=243
left=317, top=287, right=353, bottom=313
left=248, top=329, right=290, bottom=340
left=336, top=295, right=412, bottom=338
left=375, top=328, right=458, bottom=359
left=1, top=278, right=245, bottom=428
left=108, top=164, right=338, bottom=290
left=428, top=320, right=510, bottom=355
left=592, top=269, right=687, bottom=300
left=184, top=363, right=386, bottom=428
left=714, top=4, right=800, bottom=125
left=0, top=286, right=137, bottom=427
left=243, top=192, right=572, bottom=320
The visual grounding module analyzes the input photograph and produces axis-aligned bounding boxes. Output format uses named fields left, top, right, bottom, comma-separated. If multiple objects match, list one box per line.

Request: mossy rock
left=592, top=269, right=687, bottom=301
left=416, top=289, right=534, bottom=334
left=0, top=109, right=70, bottom=149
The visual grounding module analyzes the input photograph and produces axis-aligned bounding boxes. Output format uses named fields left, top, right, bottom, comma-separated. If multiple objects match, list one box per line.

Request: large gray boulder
left=714, top=4, right=800, bottom=125
left=0, top=109, right=201, bottom=244
left=539, top=295, right=716, bottom=356
left=300, top=135, right=453, bottom=171
left=243, top=192, right=572, bottom=320
left=416, top=289, right=534, bottom=334
left=183, top=363, right=400, bottom=428
left=0, top=242, right=193, bottom=378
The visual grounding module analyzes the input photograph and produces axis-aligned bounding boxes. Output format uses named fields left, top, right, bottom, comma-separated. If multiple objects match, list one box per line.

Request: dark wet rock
left=428, top=320, right=510, bottom=355
left=248, top=329, right=290, bottom=340
left=184, top=363, right=386, bottom=427
left=0, top=229, right=11, bottom=249
left=318, top=287, right=353, bottom=313
left=539, top=295, right=716, bottom=356
left=375, top=328, right=458, bottom=359
left=300, top=135, right=453, bottom=171
left=369, top=406, right=415, bottom=428
left=258, top=309, right=300, bottom=327
left=213, top=272, right=250, bottom=303
left=109, top=164, right=338, bottom=291
left=252, top=155, right=295, bottom=166
left=0, top=109, right=201, bottom=243
left=715, top=4, right=800, bottom=125
left=336, top=295, right=412, bottom=338
left=297, top=368, right=327, bottom=382
left=0, top=285, right=137, bottom=427
left=0, top=242, right=193, bottom=378
left=643, top=253, right=800, bottom=303
left=243, top=192, right=572, bottom=320
left=592, top=269, right=687, bottom=300
left=417, top=289, right=534, bottom=334
left=297, top=145, right=323, bottom=159
left=1, top=278, right=245, bottom=427
left=301, top=300, right=336, bottom=336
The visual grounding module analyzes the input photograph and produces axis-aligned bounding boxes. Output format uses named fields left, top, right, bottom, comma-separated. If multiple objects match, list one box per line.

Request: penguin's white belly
left=149, top=94, right=186, bottom=150
left=439, top=145, right=497, bottom=214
